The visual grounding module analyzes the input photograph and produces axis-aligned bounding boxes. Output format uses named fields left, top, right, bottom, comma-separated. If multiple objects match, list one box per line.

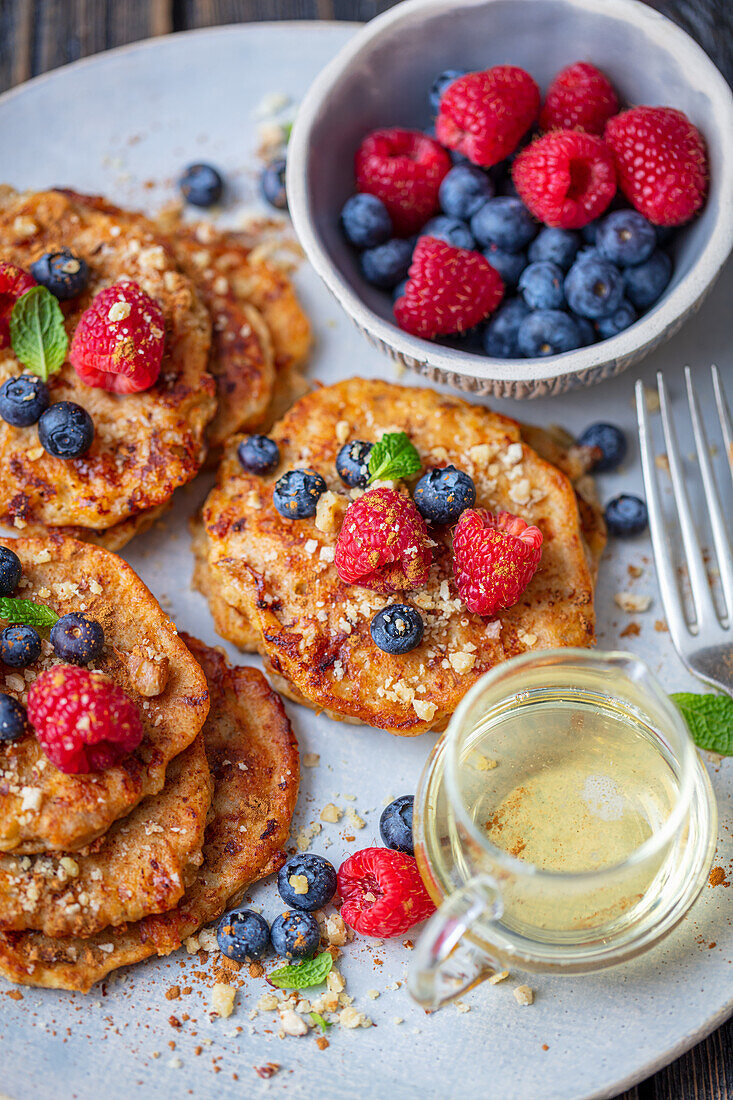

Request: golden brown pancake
left=0, top=187, right=216, bottom=537
left=193, top=379, right=599, bottom=735
left=0, top=734, right=211, bottom=937
left=0, top=536, right=210, bottom=854
left=0, top=636, right=299, bottom=992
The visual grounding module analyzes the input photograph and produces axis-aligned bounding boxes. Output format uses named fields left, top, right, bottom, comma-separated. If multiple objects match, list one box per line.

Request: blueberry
left=277, top=854, right=337, bottom=911
left=270, top=910, right=320, bottom=959
left=656, top=224, right=676, bottom=246
left=30, top=248, right=89, bottom=300
left=622, top=250, right=672, bottom=310
left=260, top=158, right=288, bottom=211
left=571, top=314, right=597, bottom=347
left=604, top=494, right=648, bottom=537
left=429, top=69, right=467, bottom=113
left=179, top=162, right=224, bottom=208
left=0, top=547, right=21, bottom=596
left=470, top=197, right=537, bottom=252
left=528, top=228, right=580, bottom=271
left=50, top=612, right=105, bottom=665
left=0, top=625, right=41, bottom=668
left=517, top=310, right=582, bottom=357
left=273, top=468, right=327, bottom=519
left=439, top=165, right=494, bottom=221
left=582, top=220, right=600, bottom=245
left=370, top=603, right=424, bottom=655
left=564, top=255, right=624, bottom=319
left=518, top=261, right=565, bottom=310
left=0, top=375, right=50, bottom=427
left=483, top=298, right=530, bottom=358
left=482, top=244, right=526, bottom=288
left=577, top=423, right=628, bottom=472
left=38, top=402, right=94, bottom=459
left=360, top=238, right=413, bottom=289
left=379, top=795, right=414, bottom=855
left=217, top=908, right=270, bottom=962
left=414, top=465, right=476, bottom=524
left=422, top=216, right=474, bottom=251
left=238, top=434, right=280, bottom=475
left=336, top=440, right=372, bottom=488
left=444, top=324, right=484, bottom=352
left=341, top=194, right=392, bottom=249
left=0, top=693, right=26, bottom=742
left=595, top=299, right=637, bottom=339
left=392, top=279, right=408, bottom=303
left=596, top=211, right=657, bottom=268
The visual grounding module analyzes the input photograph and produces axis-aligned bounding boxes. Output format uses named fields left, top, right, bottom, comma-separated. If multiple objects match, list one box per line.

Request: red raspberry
left=338, top=848, right=435, bottom=938
left=70, top=280, right=165, bottom=393
left=604, top=106, right=708, bottom=226
left=0, top=262, right=36, bottom=349
left=512, top=130, right=616, bottom=229
left=436, top=66, right=540, bottom=167
left=540, top=62, right=619, bottom=136
left=355, top=128, right=451, bottom=235
left=335, top=486, right=432, bottom=592
left=452, top=508, right=543, bottom=617
left=27, top=665, right=144, bottom=775
left=394, top=236, right=504, bottom=339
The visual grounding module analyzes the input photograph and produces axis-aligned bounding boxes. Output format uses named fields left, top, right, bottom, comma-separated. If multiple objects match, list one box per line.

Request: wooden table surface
left=0, top=2, right=731, bottom=1098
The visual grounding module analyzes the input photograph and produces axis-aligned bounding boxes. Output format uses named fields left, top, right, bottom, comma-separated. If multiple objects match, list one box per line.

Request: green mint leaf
left=268, top=951, right=333, bottom=990
left=671, top=692, right=733, bottom=756
left=309, top=1012, right=332, bottom=1032
left=9, top=285, right=68, bottom=381
left=0, top=596, right=59, bottom=629
left=367, top=431, right=421, bottom=484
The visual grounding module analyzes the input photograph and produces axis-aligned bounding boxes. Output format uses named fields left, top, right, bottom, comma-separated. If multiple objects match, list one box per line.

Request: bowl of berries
left=288, top=0, right=733, bottom=397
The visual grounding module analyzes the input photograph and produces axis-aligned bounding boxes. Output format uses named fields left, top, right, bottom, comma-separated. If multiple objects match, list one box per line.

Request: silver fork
left=636, top=366, right=733, bottom=696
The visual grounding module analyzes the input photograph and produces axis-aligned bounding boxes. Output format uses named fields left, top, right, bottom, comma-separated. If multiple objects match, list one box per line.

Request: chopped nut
left=338, top=1006, right=363, bottom=1029
left=325, top=913, right=347, bottom=947
left=326, top=970, right=345, bottom=994
left=256, top=993, right=279, bottom=1012
left=335, top=420, right=350, bottom=444
left=448, top=651, right=476, bottom=674
left=413, top=699, right=437, bottom=723
left=289, top=873, right=309, bottom=896
left=210, top=983, right=236, bottom=1018
left=614, top=592, right=652, bottom=613
left=127, top=650, right=169, bottom=697
left=278, top=1008, right=308, bottom=1036
left=488, top=970, right=510, bottom=985
left=320, top=803, right=343, bottom=823
left=59, top=856, right=79, bottom=878
left=513, top=985, right=534, bottom=1006
left=315, top=491, right=347, bottom=535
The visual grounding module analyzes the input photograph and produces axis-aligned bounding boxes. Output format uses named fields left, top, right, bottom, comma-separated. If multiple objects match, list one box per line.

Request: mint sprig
left=0, top=596, right=59, bottom=629
left=9, top=286, right=68, bottom=381
left=671, top=692, right=733, bottom=756
left=367, top=431, right=421, bottom=484
left=309, top=1011, right=332, bottom=1032
left=268, top=951, right=333, bottom=990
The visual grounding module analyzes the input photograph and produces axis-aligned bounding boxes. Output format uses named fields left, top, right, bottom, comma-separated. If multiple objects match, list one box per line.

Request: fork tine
left=635, top=379, right=688, bottom=643
left=685, top=367, right=733, bottom=623
left=657, top=371, right=719, bottom=631
left=712, top=364, right=733, bottom=479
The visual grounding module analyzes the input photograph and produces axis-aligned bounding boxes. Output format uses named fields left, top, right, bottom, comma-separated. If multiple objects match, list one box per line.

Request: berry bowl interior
left=287, top=0, right=733, bottom=398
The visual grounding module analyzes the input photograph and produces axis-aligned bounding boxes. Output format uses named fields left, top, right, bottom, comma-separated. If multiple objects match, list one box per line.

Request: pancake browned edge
left=0, top=733, right=212, bottom=939
left=0, top=636, right=300, bottom=992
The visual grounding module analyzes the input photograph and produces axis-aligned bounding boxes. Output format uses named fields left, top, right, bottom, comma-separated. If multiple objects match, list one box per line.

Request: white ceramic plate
left=0, top=24, right=730, bottom=1100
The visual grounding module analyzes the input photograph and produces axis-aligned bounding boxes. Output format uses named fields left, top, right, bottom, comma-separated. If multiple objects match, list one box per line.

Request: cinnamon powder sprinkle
left=708, top=865, right=729, bottom=887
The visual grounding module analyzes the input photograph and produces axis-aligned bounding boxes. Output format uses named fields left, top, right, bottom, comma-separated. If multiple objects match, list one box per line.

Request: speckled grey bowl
left=288, top=0, right=733, bottom=398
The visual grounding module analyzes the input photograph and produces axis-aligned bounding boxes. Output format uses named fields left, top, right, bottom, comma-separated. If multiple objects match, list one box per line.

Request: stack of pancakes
left=0, top=536, right=299, bottom=991
left=193, top=378, right=606, bottom=736
left=0, top=187, right=311, bottom=549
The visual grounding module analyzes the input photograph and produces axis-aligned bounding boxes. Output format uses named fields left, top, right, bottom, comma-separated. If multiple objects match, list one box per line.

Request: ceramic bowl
left=288, top=0, right=733, bottom=398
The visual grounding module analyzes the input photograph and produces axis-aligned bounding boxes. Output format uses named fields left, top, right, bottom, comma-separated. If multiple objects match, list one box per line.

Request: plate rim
left=0, top=20, right=730, bottom=1100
